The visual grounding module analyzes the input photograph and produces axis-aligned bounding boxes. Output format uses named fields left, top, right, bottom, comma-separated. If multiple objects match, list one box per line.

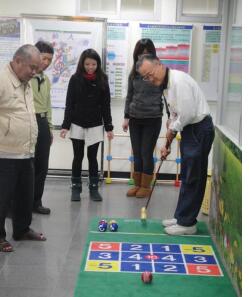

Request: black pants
left=71, top=139, right=100, bottom=177
left=0, top=158, right=34, bottom=239
left=129, top=118, right=162, bottom=175
left=174, top=116, right=215, bottom=226
left=34, top=116, right=51, bottom=208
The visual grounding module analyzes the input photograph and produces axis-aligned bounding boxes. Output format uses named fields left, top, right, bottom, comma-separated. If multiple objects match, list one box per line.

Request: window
left=176, top=0, right=223, bottom=23
left=220, top=26, right=242, bottom=144
left=77, top=0, right=118, bottom=16
left=218, top=0, right=242, bottom=145
left=76, top=0, right=161, bottom=21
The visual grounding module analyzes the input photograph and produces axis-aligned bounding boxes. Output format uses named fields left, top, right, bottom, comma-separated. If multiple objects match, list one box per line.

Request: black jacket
left=62, top=74, right=113, bottom=131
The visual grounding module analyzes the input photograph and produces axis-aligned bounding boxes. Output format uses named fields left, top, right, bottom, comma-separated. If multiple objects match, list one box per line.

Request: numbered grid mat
left=74, top=219, right=238, bottom=297
left=85, top=241, right=223, bottom=277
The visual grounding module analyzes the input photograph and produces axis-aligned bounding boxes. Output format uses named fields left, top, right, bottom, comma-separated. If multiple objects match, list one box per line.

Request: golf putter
left=140, top=158, right=164, bottom=224
left=140, top=137, right=172, bottom=224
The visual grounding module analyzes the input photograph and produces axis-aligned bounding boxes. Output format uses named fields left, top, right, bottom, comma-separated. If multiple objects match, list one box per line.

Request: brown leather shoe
left=127, top=186, right=140, bottom=197
left=127, top=172, right=141, bottom=197
left=136, top=187, right=152, bottom=198
left=136, top=173, right=153, bottom=198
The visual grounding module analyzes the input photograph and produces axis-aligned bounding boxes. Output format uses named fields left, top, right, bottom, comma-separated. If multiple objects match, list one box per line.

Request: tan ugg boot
left=126, top=172, right=141, bottom=197
left=136, top=173, right=153, bottom=198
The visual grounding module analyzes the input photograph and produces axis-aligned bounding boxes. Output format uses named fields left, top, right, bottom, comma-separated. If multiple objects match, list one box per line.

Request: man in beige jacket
left=0, top=44, right=47, bottom=253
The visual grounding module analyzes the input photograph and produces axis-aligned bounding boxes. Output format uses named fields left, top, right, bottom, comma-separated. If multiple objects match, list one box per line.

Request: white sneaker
left=164, top=224, right=197, bottom=235
left=162, top=218, right=177, bottom=227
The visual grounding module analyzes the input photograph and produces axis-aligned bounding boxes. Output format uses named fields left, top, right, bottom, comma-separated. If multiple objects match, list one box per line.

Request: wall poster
left=140, top=24, right=193, bottom=73
left=0, top=18, right=21, bottom=71
left=200, top=26, right=221, bottom=101
left=107, top=22, right=129, bottom=99
left=34, top=29, right=94, bottom=108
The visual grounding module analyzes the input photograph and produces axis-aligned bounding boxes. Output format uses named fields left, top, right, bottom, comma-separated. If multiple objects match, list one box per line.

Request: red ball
left=141, top=271, right=153, bottom=284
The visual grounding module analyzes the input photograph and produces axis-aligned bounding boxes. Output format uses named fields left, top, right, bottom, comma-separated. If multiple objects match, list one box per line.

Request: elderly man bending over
left=136, top=54, right=215, bottom=236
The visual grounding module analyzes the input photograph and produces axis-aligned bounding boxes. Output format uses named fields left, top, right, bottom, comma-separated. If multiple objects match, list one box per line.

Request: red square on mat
left=90, top=242, right=120, bottom=251
left=187, top=264, right=222, bottom=276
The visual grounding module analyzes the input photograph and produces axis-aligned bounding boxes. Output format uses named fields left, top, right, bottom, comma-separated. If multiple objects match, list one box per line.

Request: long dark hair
left=75, top=48, right=107, bottom=89
left=129, top=38, right=157, bottom=80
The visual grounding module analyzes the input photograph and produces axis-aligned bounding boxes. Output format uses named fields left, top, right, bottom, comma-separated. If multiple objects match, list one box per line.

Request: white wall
left=0, top=0, right=76, bottom=16
left=0, top=0, right=222, bottom=175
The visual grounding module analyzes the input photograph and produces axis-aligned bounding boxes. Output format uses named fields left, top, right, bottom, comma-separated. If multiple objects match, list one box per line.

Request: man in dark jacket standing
left=31, top=41, right=54, bottom=214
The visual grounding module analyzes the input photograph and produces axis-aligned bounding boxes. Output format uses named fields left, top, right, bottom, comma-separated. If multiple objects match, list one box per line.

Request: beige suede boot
left=126, top=172, right=141, bottom=197
left=136, top=173, right=153, bottom=198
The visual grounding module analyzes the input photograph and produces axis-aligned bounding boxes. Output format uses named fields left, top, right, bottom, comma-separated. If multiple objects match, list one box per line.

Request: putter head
left=140, top=207, right=147, bottom=224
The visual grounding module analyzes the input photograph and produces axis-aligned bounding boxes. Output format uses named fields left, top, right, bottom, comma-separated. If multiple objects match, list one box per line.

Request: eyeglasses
left=142, top=67, right=156, bottom=81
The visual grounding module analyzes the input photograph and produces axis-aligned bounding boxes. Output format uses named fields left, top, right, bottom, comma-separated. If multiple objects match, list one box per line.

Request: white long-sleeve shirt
left=163, top=69, right=210, bottom=132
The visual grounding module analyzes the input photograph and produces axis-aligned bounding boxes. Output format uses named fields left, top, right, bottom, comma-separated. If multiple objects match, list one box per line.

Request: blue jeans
left=174, top=116, right=215, bottom=226
left=0, top=158, right=34, bottom=239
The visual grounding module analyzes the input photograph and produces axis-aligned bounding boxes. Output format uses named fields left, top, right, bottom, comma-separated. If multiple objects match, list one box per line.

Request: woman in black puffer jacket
left=61, top=49, right=114, bottom=201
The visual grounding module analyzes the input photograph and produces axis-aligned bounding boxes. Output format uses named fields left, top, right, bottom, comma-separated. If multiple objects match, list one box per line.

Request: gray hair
left=136, top=54, right=159, bottom=71
left=13, top=44, right=40, bottom=61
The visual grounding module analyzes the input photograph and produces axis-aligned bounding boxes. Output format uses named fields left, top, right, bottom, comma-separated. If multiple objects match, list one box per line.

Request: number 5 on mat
left=85, top=260, right=119, bottom=272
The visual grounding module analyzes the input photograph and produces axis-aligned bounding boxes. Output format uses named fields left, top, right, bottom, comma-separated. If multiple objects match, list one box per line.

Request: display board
left=227, top=26, right=242, bottom=101
left=139, top=24, right=193, bottom=73
left=0, top=18, right=21, bottom=71
left=23, top=16, right=106, bottom=126
left=200, top=26, right=221, bottom=101
left=107, top=22, right=129, bottom=100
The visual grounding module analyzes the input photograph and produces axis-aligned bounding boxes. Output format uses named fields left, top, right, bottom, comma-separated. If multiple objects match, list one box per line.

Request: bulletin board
left=106, top=22, right=129, bottom=100
left=0, top=15, right=107, bottom=174
left=0, top=17, right=21, bottom=71
left=227, top=26, right=242, bottom=102
left=139, top=24, right=193, bottom=73
left=22, top=14, right=107, bottom=127
left=200, top=26, right=221, bottom=101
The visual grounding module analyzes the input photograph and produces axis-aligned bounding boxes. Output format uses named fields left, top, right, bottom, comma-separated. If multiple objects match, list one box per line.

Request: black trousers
left=0, top=158, right=34, bottom=239
left=71, top=139, right=100, bottom=177
left=174, top=116, right=215, bottom=226
left=129, top=118, right=162, bottom=175
left=34, top=115, right=51, bottom=208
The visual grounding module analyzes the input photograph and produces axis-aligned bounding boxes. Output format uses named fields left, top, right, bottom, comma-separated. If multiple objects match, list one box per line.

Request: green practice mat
left=74, top=218, right=237, bottom=297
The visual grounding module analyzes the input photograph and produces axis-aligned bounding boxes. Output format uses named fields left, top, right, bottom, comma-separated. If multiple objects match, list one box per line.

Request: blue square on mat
left=152, top=244, right=181, bottom=254
left=121, top=252, right=152, bottom=262
left=89, top=251, right=119, bottom=261
left=121, top=243, right=150, bottom=252
left=154, top=263, right=186, bottom=274
left=153, top=253, right=184, bottom=264
left=184, top=254, right=217, bottom=265
left=121, top=261, right=153, bottom=272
